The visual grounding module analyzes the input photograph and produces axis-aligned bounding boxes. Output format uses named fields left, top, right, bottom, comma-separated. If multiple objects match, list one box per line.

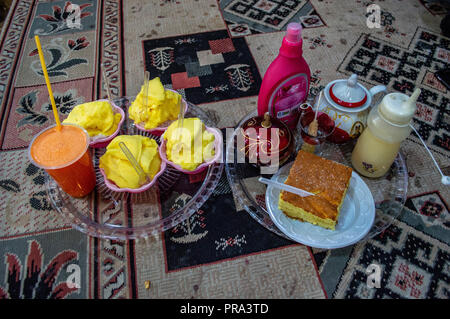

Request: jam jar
left=238, top=113, right=294, bottom=167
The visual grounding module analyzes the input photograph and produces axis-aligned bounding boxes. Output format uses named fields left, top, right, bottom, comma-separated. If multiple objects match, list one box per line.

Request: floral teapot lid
left=324, top=74, right=375, bottom=112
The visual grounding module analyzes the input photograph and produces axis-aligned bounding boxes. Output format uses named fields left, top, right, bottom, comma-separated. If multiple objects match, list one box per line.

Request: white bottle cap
left=379, top=88, right=421, bottom=125
left=285, top=23, right=302, bottom=43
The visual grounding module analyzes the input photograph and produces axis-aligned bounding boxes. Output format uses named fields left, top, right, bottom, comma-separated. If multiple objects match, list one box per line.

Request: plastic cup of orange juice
left=28, top=123, right=96, bottom=198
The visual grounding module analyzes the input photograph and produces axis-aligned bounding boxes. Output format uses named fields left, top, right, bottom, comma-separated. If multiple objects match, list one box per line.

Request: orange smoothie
left=29, top=124, right=96, bottom=198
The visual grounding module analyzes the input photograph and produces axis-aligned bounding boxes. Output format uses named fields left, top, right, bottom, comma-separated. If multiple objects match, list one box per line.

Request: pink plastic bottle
left=257, top=23, right=311, bottom=130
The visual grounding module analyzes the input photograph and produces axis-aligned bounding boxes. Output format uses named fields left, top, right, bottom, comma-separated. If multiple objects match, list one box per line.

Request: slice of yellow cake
left=278, top=150, right=352, bottom=230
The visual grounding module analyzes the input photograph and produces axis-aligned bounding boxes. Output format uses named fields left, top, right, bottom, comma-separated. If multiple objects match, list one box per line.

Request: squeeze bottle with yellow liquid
left=351, top=88, right=421, bottom=178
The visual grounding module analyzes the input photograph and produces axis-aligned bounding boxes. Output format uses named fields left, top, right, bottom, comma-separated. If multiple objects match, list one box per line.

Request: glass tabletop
left=46, top=97, right=224, bottom=240
left=225, top=110, right=408, bottom=242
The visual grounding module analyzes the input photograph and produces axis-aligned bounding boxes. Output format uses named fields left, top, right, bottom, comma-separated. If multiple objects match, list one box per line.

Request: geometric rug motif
left=314, top=199, right=450, bottom=299
left=338, top=219, right=449, bottom=299
left=0, top=0, right=35, bottom=114
left=219, top=0, right=325, bottom=37
left=88, top=0, right=134, bottom=299
left=419, top=0, right=450, bottom=15
left=404, top=191, right=449, bottom=238
left=90, top=237, right=135, bottom=299
left=338, top=27, right=450, bottom=157
left=316, top=212, right=450, bottom=299
left=162, top=129, right=293, bottom=272
left=143, top=30, right=262, bottom=104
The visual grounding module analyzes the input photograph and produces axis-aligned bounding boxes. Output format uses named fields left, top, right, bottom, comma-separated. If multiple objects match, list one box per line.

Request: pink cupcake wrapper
left=133, top=91, right=189, bottom=134
left=159, top=126, right=223, bottom=175
left=100, top=143, right=167, bottom=193
left=90, top=99, right=126, bottom=148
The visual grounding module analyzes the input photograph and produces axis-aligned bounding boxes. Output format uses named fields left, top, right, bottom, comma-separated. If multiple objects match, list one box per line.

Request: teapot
left=313, top=74, right=386, bottom=143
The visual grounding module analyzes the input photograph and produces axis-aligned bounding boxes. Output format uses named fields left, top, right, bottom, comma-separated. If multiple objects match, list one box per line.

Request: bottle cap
left=378, top=88, right=421, bottom=125
left=286, top=23, right=302, bottom=43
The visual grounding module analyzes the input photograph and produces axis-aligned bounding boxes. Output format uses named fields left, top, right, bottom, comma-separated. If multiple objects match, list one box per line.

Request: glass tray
left=225, top=110, right=408, bottom=241
left=46, top=97, right=223, bottom=240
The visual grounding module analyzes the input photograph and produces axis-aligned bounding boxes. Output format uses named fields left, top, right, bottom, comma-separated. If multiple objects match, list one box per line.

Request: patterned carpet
left=220, top=0, right=326, bottom=36
left=0, top=0, right=448, bottom=299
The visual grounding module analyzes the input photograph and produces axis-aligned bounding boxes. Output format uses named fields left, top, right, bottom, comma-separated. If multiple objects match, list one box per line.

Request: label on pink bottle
left=268, top=74, right=308, bottom=129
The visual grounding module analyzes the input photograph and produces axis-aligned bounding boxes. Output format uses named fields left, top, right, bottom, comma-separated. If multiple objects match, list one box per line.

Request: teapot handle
left=369, top=85, right=386, bottom=108
left=369, top=85, right=386, bottom=96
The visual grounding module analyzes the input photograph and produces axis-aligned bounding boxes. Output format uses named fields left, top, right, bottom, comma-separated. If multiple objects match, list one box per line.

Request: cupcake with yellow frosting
left=160, top=117, right=222, bottom=174
left=99, top=135, right=165, bottom=192
left=129, top=77, right=187, bottom=132
left=63, top=99, right=124, bottom=148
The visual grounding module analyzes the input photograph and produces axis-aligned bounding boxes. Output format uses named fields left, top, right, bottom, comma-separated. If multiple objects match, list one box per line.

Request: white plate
left=266, top=162, right=375, bottom=249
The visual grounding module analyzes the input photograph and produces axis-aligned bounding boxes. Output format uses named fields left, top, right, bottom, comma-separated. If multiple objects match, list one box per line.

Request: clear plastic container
left=352, top=90, right=419, bottom=178
left=45, top=97, right=223, bottom=240
left=225, top=110, right=408, bottom=241
left=29, top=123, right=96, bottom=198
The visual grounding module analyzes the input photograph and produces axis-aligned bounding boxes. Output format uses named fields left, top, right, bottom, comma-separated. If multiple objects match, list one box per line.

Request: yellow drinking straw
left=34, top=35, right=61, bottom=130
